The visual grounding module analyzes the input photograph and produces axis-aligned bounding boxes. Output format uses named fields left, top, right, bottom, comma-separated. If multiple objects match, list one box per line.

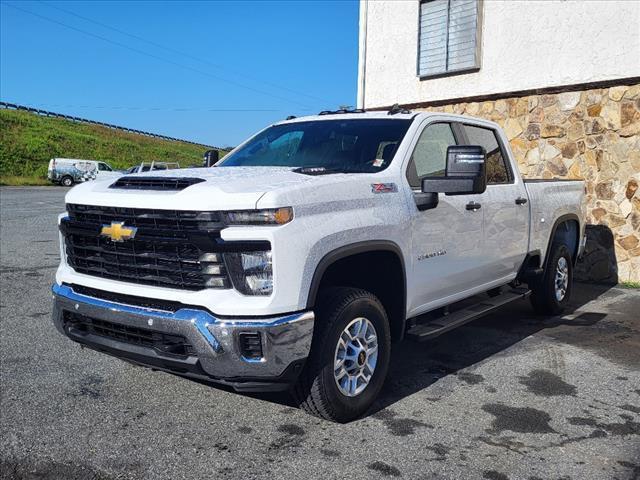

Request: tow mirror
left=415, top=145, right=486, bottom=211
left=422, top=145, right=487, bottom=196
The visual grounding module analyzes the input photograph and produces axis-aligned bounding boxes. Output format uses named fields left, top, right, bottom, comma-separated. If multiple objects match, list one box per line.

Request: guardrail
left=0, top=101, right=220, bottom=150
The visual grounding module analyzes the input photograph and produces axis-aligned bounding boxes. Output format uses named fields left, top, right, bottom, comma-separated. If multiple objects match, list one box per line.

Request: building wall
left=414, top=82, right=640, bottom=282
left=359, top=0, right=640, bottom=282
left=359, top=0, right=640, bottom=109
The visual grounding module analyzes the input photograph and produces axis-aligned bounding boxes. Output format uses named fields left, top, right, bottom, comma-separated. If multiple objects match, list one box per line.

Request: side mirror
left=414, top=192, right=439, bottom=211
left=203, top=149, right=219, bottom=168
left=421, top=145, right=487, bottom=196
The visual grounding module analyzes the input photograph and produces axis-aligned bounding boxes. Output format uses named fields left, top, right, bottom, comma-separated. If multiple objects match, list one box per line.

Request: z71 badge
left=371, top=183, right=398, bottom=194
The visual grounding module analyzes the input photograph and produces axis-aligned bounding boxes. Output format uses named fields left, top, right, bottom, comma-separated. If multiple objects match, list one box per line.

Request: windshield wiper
left=293, top=166, right=343, bottom=176
left=292, top=166, right=368, bottom=176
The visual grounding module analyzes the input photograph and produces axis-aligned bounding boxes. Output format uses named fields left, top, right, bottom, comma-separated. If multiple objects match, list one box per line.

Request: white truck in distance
left=52, top=110, right=585, bottom=422
left=47, top=158, right=119, bottom=186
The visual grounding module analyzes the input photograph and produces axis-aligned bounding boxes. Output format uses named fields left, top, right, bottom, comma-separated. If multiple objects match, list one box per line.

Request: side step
left=406, top=287, right=531, bottom=342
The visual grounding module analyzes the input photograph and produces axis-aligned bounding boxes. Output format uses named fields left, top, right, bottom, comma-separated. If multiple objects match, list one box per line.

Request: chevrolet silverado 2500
left=52, top=111, right=585, bottom=422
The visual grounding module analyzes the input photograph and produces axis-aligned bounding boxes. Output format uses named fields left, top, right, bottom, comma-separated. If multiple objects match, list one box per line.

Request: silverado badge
left=100, top=222, right=137, bottom=242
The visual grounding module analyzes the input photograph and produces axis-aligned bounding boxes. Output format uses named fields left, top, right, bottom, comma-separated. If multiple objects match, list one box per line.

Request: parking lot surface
left=1, top=186, right=639, bottom=480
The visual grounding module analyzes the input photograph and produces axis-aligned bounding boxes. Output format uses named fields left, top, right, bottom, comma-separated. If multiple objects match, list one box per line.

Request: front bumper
left=51, top=283, right=314, bottom=391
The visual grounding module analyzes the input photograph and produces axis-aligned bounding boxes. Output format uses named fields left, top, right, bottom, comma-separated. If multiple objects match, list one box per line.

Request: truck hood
left=64, top=166, right=363, bottom=211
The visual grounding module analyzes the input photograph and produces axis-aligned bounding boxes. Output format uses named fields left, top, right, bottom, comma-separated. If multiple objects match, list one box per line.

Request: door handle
left=515, top=197, right=528, bottom=205
left=466, top=201, right=481, bottom=211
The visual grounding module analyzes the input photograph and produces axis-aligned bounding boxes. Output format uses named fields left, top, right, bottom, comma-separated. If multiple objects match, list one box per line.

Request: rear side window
left=406, top=123, right=456, bottom=189
left=460, top=125, right=511, bottom=184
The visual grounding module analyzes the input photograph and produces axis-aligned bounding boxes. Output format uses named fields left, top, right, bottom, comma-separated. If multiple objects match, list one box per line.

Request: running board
left=406, top=287, right=531, bottom=342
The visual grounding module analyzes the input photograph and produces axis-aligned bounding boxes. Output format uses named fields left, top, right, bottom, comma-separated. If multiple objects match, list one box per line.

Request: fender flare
left=544, top=213, right=581, bottom=267
left=305, top=240, right=407, bottom=315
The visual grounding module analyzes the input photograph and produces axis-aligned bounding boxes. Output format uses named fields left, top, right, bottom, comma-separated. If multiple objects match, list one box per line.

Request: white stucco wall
left=358, top=0, right=640, bottom=109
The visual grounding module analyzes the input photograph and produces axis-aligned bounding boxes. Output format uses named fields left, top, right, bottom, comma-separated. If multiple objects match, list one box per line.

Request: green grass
left=0, top=175, right=50, bottom=186
left=620, top=281, right=640, bottom=289
left=0, top=109, right=227, bottom=183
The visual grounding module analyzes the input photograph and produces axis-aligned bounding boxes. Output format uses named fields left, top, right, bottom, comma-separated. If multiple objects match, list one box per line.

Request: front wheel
left=293, top=287, right=391, bottom=423
left=530, top=243, right=573, bottom=315
left=60, top=176, right=74, bottom=187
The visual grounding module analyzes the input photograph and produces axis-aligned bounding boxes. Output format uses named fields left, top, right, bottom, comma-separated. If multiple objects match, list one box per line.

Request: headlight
left=224, top=207, right=293, bottom=226
left=225, top=251, right=273, bottom=295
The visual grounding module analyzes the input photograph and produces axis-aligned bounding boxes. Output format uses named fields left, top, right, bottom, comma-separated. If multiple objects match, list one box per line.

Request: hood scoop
left=110, top=176, right=205, bottom=191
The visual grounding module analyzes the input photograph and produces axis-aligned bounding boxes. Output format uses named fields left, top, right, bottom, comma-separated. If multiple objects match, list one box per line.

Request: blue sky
left=0, top=1, right=360, bottom=147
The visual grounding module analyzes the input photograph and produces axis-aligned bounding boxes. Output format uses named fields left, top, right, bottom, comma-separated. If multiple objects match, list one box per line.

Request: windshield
left=218, top=119, right=413, bottom=173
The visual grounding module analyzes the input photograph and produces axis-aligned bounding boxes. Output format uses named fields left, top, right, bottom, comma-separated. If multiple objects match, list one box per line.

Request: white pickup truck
left=52, top=110, right=585, bottom=422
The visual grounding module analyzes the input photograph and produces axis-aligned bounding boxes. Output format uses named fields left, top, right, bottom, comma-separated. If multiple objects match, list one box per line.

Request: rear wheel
left=60, top=176, right=73, bottom=187
left=530, top=243, right=573, bottom=315
left=293, top=287, right=391, bottom=423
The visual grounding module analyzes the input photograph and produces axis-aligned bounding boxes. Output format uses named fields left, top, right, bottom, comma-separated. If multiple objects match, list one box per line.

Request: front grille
left=110, top=176, right=205, bottom=191
left=63, top=204, right=229, bottom=290
left=63, top=311, right=196, bottom=358
left=67, top=203, right=221, bottom=232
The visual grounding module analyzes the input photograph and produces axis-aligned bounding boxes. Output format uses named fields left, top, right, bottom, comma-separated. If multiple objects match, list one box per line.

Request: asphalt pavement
left=1, top=186, right=639, bottom=480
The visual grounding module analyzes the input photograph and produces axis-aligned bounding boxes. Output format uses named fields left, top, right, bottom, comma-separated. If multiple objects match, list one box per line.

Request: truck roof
left=277, top=110, right=501, bottom=130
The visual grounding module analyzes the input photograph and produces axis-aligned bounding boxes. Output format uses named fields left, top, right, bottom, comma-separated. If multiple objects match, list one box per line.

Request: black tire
left=60, top=176, right=74, bottom=187
left=293, top=287, right=391, bottom=423
left=530, top=243, right=573, bottom=315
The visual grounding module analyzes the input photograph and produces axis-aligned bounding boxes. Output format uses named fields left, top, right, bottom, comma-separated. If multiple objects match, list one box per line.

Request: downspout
left=357, top=0, right=368, bottom=110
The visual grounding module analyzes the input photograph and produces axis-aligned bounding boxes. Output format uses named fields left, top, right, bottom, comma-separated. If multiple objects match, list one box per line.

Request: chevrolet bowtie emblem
left=100, top=222, right=137, bottom=242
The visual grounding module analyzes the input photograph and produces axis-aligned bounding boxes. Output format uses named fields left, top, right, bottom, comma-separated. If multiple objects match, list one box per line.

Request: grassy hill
left=0, top=109, right=224, bottom=185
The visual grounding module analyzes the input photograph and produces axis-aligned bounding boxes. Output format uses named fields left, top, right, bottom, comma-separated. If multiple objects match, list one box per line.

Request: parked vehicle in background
left=125, top=161, right=180, bottom=174
left=47, top=158, right=118, bottom=186
left=51, top=110, right=586, bottom=422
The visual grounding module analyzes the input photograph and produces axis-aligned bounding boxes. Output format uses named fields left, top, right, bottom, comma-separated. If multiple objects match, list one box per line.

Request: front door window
left=406, top=123, right=456, bottom=189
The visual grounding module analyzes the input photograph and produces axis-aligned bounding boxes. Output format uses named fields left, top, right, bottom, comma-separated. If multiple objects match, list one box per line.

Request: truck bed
left=524, top=178, right=585, bottom=261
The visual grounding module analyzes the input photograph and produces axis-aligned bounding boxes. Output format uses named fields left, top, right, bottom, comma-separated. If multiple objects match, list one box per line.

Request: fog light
left=238, top=332, right=263, bottom=360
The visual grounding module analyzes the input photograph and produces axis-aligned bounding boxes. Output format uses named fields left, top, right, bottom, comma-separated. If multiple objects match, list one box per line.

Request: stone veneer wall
left=416, top=82, right=640, bottom=283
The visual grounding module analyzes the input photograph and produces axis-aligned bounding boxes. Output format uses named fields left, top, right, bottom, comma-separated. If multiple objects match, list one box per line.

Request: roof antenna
left=388, top=103, right=411, bottom=115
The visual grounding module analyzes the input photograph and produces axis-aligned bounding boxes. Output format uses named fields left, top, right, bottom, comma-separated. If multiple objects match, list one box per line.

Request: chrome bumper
left=52, top=284, right=314, bottom=390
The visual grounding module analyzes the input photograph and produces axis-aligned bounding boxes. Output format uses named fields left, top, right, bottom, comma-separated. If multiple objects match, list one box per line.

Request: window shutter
left=447, top=0, right=478, bottom=71
left=419, top=0, right=449, bottom=76
left=419, top=0, right=480, bottom=77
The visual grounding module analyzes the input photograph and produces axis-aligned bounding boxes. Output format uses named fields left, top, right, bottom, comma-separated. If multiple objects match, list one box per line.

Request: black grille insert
left=66, top=203, right=221, bottom=232
left=66, top=284, right=185, bottom=312
left=63, top=311, right=196, bottom=358
left=63, top=204, right=229, bottom=290
left=110, top=176, right=205, bottom=191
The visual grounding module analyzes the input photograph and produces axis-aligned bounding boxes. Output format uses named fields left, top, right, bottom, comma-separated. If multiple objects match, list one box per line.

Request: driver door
left=405, top=121, right=485, bottom=316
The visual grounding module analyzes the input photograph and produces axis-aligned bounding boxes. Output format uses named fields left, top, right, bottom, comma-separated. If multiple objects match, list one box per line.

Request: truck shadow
left=574, top=225, right=618, bottom=284
left=199, top=282, right=624, bottom=418
left=369, top=281, right=617, bottom=416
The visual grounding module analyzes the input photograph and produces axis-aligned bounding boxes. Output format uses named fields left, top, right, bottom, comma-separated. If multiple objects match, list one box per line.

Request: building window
left=418, top=0, right=481, bottom=78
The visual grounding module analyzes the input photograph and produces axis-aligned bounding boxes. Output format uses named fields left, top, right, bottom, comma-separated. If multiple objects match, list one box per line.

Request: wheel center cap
left=357, top=351, right=366, bottom=366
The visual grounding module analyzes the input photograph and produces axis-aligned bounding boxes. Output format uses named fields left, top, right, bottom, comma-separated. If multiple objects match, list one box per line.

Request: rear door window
left=460, top=125, right=511, bottom=184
